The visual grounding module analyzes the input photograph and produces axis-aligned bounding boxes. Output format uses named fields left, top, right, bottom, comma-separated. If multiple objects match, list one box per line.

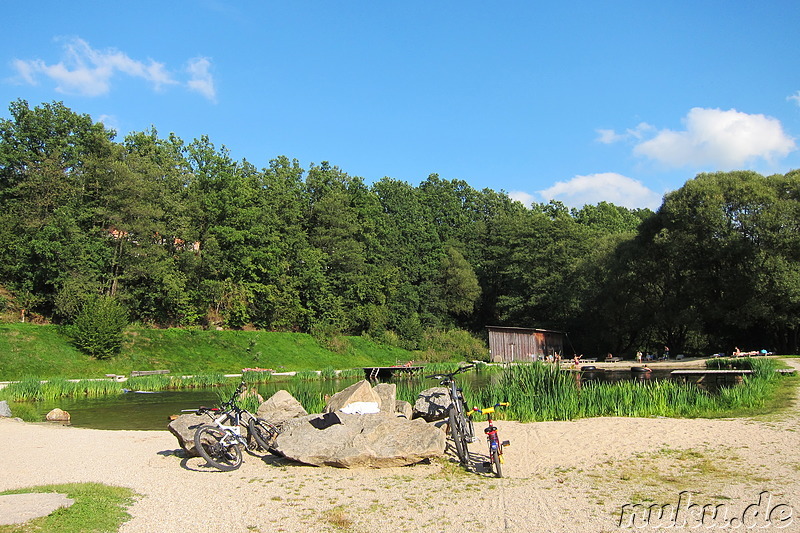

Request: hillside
left=0, top=323, right=416, bottom=380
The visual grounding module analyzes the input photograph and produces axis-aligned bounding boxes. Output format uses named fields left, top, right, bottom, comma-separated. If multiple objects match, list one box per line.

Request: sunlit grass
left=0, top=483, right=137, bottom=533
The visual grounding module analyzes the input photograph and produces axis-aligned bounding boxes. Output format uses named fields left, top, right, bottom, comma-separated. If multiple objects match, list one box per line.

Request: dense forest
left=1, top=99, right=799, bottom=356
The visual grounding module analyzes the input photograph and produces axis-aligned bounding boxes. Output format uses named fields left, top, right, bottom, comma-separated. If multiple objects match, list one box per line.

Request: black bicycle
left=189, top=381, right=280, bottom=471
left=426, top=365, right=475, bottom=465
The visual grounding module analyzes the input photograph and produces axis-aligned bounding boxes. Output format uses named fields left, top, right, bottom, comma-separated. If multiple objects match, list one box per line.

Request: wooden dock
left=671, top=368, right=796, bottom=384
left=363, top=366, right=425, bottom=380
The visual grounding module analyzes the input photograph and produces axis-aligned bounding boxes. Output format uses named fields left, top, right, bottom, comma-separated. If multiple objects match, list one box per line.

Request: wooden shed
left=487, top=326, right=566, bottom=363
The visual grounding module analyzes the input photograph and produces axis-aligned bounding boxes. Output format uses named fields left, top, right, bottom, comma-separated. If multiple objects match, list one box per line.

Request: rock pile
left=168, top=379, right=450, bottom=467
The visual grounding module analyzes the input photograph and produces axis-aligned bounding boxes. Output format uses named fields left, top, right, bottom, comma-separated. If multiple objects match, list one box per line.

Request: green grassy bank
left=0, top=323, right=416, bottom=380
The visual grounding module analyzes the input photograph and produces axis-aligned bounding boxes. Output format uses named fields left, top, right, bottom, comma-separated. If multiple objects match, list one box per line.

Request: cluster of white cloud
left=599, top=107, right=796, bottom=169
left=11, top=37, right=216, bottom=103
left=522, top=106, right=798, bottom=211
left=531, top=173, right=662, bottom=210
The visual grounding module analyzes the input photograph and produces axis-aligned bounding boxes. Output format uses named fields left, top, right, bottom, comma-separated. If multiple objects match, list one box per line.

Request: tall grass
left=293, top=370, right=320, bottom=381
left=242, top=370, right=273, bottom=385
left=1, top=377, right=123, bottom=401
left=287, top=381, right=327, bottom=413
left=469, top=361, right=784, bottom=422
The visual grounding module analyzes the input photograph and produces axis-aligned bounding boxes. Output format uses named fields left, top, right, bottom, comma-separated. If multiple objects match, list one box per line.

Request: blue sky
left=3, top=1, right=800, bottom=210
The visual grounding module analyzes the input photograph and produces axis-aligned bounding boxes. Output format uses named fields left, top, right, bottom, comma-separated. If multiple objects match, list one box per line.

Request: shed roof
left=486, top=325, right=566, bottom=335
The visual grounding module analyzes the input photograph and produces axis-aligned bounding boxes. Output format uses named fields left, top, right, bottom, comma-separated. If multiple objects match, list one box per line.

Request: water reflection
left=32, top=367, right=706, bottom=430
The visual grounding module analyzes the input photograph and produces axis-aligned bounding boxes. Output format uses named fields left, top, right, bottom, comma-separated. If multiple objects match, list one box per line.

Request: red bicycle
left=471, top=402, right=510, bottom=477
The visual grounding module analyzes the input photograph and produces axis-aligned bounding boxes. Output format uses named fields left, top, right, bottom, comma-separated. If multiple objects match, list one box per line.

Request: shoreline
left=1, top=358, right=797, bottom=532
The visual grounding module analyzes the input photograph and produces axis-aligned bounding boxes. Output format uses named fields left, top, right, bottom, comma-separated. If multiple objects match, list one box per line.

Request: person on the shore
left=636, top=350, right=643, bottom=363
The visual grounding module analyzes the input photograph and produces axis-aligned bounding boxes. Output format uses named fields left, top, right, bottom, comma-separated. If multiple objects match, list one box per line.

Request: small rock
left=45, top=408, right=70, bottom=422
left=0, top=401, right=11, bottom=418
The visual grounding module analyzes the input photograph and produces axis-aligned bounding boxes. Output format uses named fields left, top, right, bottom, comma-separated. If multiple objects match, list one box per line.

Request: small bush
left=71, top=295, right=129, bottom=359
left=419, top=329, right=488, bottom=362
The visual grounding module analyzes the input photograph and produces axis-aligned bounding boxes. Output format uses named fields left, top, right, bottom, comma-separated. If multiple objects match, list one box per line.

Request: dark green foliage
left=2, top=99, right=800, bottom=357
left=72, top=295, right=129, bottom=359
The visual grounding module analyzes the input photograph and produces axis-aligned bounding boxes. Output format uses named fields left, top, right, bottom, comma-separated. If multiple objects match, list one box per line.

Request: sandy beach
left=1, top=359, right=798, bottom=532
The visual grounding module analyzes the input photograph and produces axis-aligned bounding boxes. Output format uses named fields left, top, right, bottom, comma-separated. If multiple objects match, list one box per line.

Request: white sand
left=1, top=358, right=798, bottom=532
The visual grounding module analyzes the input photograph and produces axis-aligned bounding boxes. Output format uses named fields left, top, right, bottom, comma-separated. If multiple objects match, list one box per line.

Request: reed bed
left=293, top=370, right=321, bottom=381
left=242, top=370, right=273, bottom=385
left=336, top=368, right=365, bottom=379
left=1, top=377, right=124, bottom=401
left=287, top=381, right=327, bottom=413
left=467, top=361, right=782, bottom=422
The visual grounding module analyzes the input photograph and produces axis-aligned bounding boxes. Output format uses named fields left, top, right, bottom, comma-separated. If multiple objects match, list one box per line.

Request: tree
left=72, top=295, right=129, bottom=359
left=436, top=245, right=481, bottom=318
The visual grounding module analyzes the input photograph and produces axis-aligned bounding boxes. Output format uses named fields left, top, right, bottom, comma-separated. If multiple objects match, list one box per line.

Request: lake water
left=31, top=368, right=704, bottom=430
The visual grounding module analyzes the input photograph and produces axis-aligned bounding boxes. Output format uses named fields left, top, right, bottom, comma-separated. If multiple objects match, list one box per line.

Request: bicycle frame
left=471, top=402, right=510, bottom=477
left=426, top=365, right=475, bottom=441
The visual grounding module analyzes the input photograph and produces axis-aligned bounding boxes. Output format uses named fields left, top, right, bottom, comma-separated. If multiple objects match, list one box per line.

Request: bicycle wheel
left=448, top=406, right=469, bottom=464
left=456, top=393, right=474, bottom=442
left=249, top=417, right=279, bottom=452
left=491, top=447, right=503, bottom=478
left=193, top=425, right=243, bottom=471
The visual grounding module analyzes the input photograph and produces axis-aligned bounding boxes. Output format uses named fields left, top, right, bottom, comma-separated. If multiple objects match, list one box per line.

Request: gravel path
left=1, top=359, right=798, bottom=532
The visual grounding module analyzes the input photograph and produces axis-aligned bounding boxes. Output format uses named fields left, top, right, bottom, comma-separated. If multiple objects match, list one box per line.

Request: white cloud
left=633, top=108, right=795, bottom=168
left=596, top=122, right=654, bottom=144
left=186, top=57, right=217, bottom=103
left=508, top=190, right=537, bottom=207
left=11, top=37, right=216, bottom=102
left=789, top=91, right=800, bottom=105
left=537, top=173, right=662, bottom=210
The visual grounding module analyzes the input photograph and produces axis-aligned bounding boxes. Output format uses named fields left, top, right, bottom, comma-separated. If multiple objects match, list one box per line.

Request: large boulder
left=273, top=411, right=445, bottom=468
left=413, top=387, right=452, bottom=421
left=0, top=400, right=11, bottom=418
left=372, top=383, right=396, bottom=413
left=324, top=380, right=381, bottom=413
left=168, top=413, right=219, bottom=456
left=256, top=390, right=308, bottom=424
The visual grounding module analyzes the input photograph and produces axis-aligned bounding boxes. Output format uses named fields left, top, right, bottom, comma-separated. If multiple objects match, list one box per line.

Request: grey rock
left=324, top=380, right=381, bottom=413
left=167, top=412, right=221, bottom=457
left=0, top=401, right=11, bottom=418
left=413, top=387, right=452, bottom=421
left=256, top=390, right=308, bottom=424
left=395, top=400, right=413, bottom=419
left=274, top=412, right=445, bottom=468
left=373, top=383, right=397, bottom=412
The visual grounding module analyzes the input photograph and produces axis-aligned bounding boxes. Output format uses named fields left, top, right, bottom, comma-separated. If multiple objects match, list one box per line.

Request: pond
left=29, top=367, right=707, bottom=430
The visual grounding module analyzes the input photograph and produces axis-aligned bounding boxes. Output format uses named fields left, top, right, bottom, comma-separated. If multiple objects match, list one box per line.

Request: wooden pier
left=671, top=368, right=795, bottom=384
left=362, top=366, right=425, bottom=380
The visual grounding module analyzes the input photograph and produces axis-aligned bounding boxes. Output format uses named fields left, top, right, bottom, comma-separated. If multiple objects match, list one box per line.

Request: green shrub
left=419, top=329, right=488, bottom=362
left=71, top=295, right=129, bottom=359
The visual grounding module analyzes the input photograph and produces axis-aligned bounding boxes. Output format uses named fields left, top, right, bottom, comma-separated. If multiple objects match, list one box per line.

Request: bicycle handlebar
left=424, top=364, right=475, bottom=381
left=471, top=402, right=510, bottom=415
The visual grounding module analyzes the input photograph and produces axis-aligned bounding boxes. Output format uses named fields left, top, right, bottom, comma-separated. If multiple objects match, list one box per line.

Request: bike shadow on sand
left=158, top=448, right=294, bottom=472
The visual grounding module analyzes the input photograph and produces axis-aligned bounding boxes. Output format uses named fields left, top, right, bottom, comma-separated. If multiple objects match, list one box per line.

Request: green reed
left=2, top=377, right=44, bottom=401
left=293, top=370, right=320, bottom=381
left=6, top=400, right=41, bottom=421
left=336, top=368, right=364, bottom=379
left=242, top=370, right=273, bottom=385
left=287, top=381, right=327, bottom=413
